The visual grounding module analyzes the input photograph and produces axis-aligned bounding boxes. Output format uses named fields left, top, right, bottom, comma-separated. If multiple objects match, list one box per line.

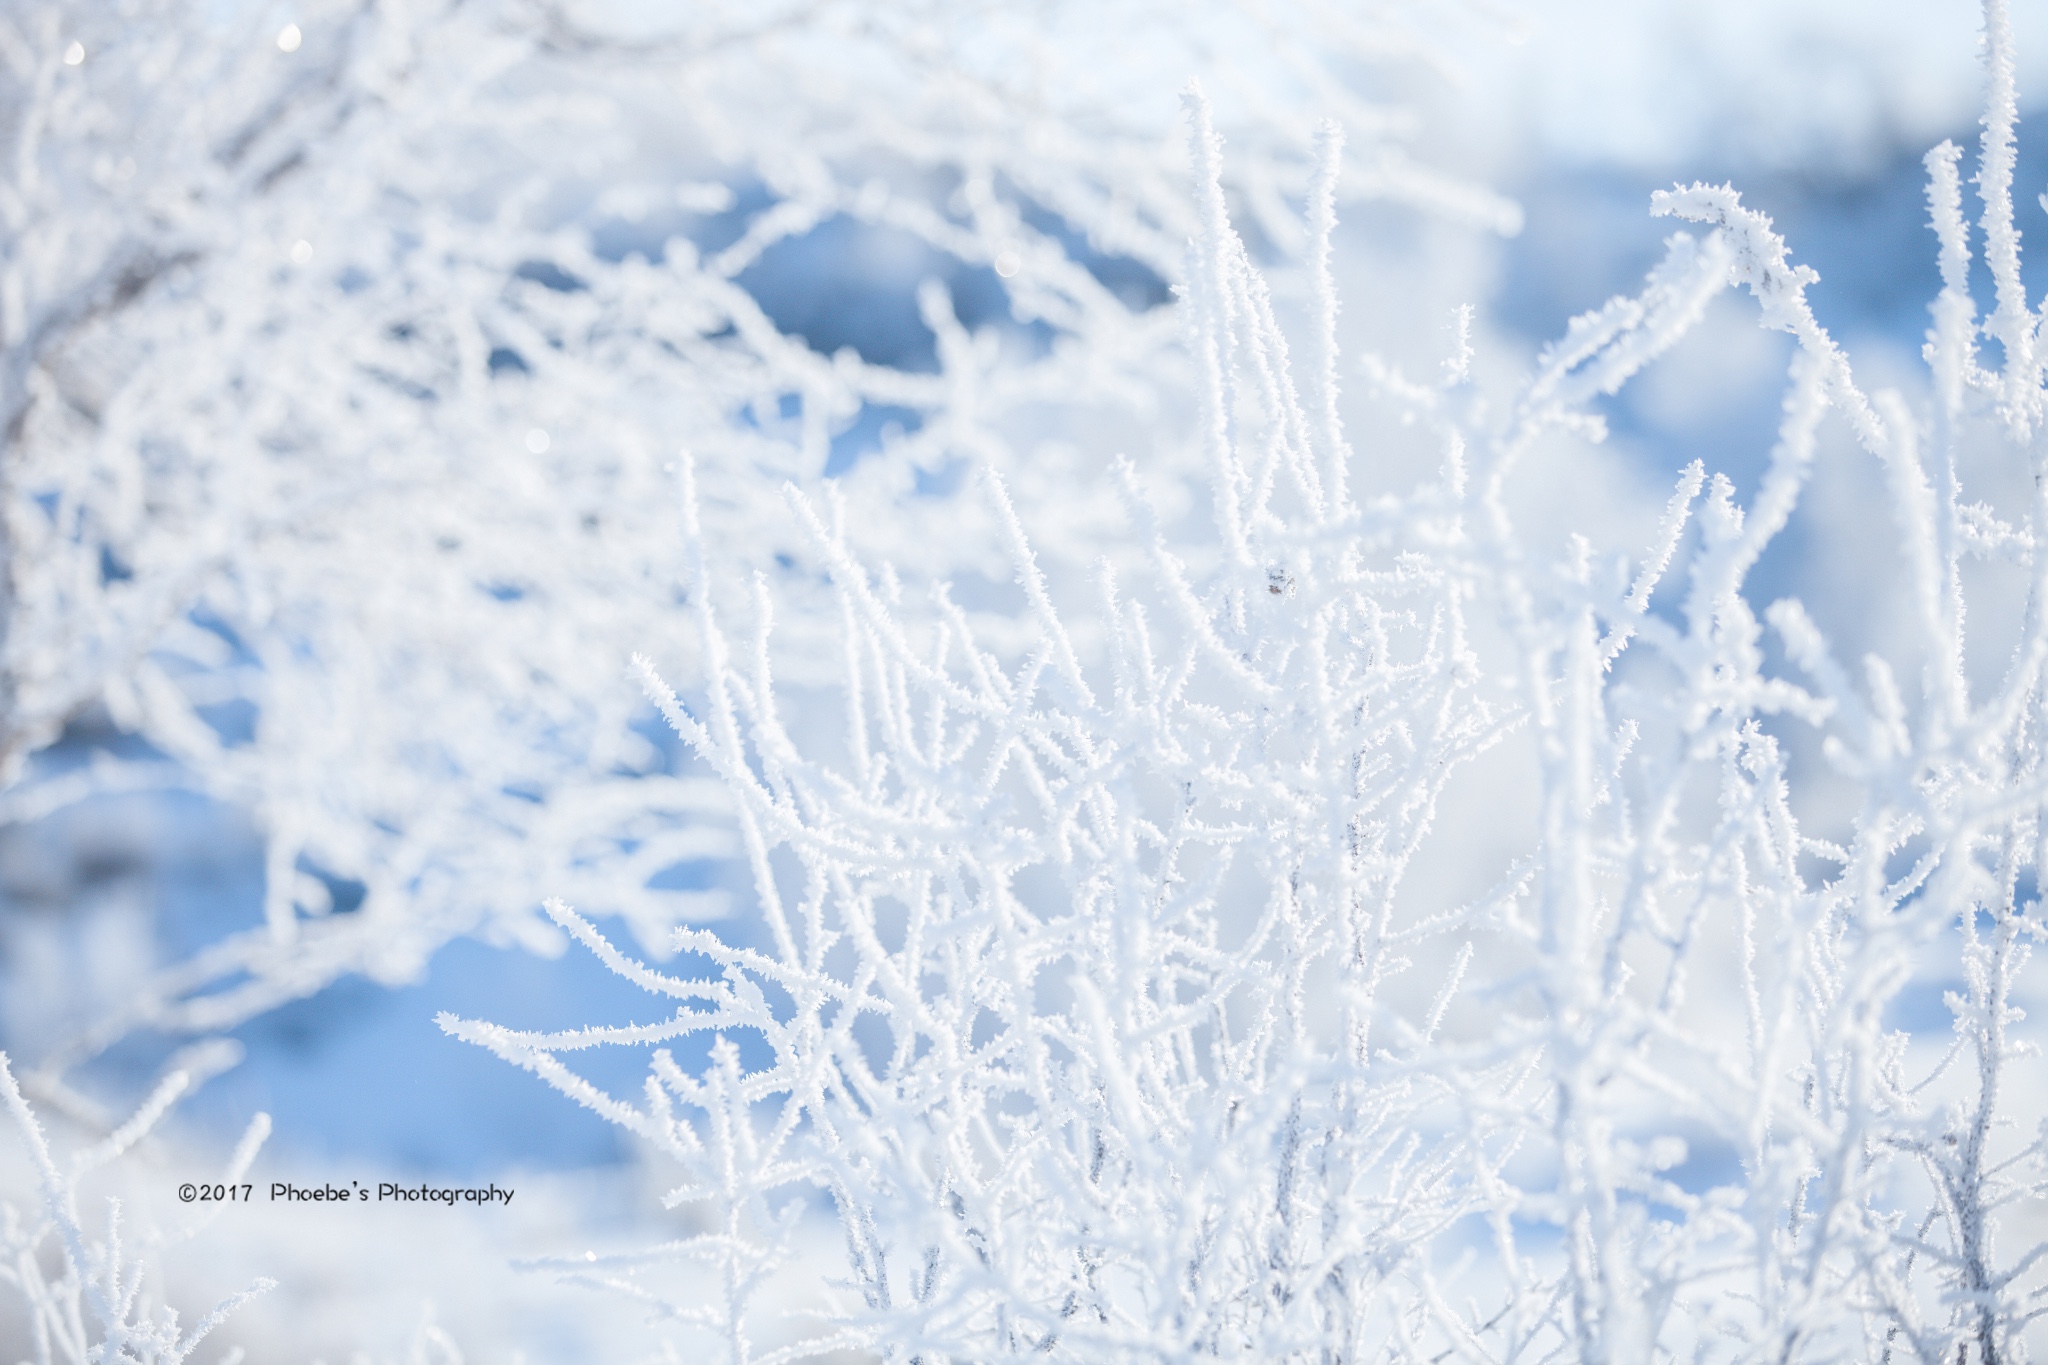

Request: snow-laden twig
left=0, top=1053, right=273, bottom=1365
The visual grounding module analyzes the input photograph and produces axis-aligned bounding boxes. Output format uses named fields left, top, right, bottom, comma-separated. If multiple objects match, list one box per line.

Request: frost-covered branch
left=461, top=3, right=2048, bottom=1358
left=0, top=1053, right=271, bottom=1364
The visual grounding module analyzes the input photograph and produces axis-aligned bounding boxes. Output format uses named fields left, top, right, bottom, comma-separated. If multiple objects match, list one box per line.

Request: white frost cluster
left=6, top=0, right=2048, bottom=1360
left=0, top=0, right=1497, bottom=1072
left=0, top=1054, right=270, bottom=1364
left=450, top=3, right=2048, bottom=1361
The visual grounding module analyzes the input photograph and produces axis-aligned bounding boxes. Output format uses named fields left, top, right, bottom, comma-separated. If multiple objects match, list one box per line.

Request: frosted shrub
left=455, top=3, right=2048, bottom=1361
left=455, top=101, right=1512, bottom=1358
left=0, top=0, right=1506, bottom=1079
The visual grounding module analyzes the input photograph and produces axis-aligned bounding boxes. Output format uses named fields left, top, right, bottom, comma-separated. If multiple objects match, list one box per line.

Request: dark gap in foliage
left=487, top=345, right=530, bottom=376
left=295, top=856, right=367, bottom=916
left=513, top=259, right=587, bottom=293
